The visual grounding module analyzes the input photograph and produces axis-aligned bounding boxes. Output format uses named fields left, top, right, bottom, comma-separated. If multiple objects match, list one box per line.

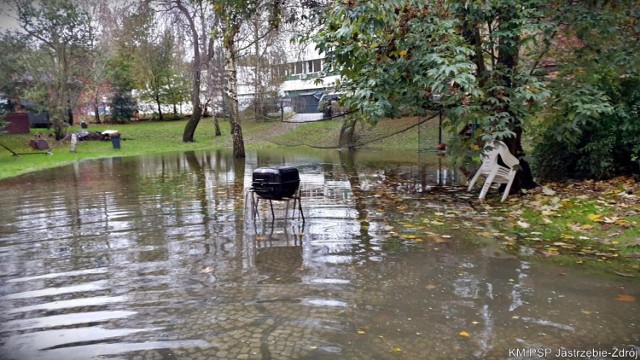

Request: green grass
left=0, top=118, right=232, bottom=180
left=1, top=116, right=445, bottom=180
left=271, top=115, right=446, bottom=151
left=491, top=186, right=640, bottom=275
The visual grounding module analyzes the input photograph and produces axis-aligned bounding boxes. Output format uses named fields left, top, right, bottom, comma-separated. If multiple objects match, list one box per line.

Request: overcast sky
left=0, top=2, right=18, bottom=32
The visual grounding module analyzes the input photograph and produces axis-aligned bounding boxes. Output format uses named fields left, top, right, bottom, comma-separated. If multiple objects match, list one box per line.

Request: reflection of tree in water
left=339, top=150, right=372, bottom=246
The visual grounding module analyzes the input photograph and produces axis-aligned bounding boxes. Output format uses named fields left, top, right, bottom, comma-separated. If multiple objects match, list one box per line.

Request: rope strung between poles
left=266, top=112, right=440, bottom=149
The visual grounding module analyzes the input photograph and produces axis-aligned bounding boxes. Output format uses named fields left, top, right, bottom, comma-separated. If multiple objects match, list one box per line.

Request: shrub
left=533, top=75, right=640, bottom=180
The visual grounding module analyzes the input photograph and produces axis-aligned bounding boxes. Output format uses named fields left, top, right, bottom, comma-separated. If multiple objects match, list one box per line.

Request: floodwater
left=0, top=149, right=638, bottom=360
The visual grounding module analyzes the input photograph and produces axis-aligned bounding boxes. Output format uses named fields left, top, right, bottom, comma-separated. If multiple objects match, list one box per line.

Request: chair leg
left=468, top=169, right=482, bottom=191
left=500, top=174, right=516, bottom=202
left=479, top=169, right=499, bottom=200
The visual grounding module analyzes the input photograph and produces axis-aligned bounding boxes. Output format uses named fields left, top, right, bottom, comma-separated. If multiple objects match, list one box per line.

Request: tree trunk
left=223, top=33, right=245, bottom=158
left=155, top=96, right=163, bottom=121
left=177, top=0, right=202, bottom=142
left=504, top=128, right=537, bottom=191
left=53, top=108, right=65, bottom=141
left=214, top=117, right=221, bottom=136
left=94, top=105, right=100, bottom=124
left=339, top=118, right=357, bottom=150
left=497, top=20, right=537, bottom=192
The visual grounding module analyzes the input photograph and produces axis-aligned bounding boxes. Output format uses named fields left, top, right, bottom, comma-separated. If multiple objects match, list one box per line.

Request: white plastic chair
left=467, top=141, right=520, bottom=202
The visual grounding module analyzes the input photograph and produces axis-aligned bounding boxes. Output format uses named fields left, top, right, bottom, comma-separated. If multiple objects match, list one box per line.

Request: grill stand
left=246, top=188, right=304, bottom=223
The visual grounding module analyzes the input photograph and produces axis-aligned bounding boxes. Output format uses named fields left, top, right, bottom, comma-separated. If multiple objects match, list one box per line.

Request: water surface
left=0, top=150, right=638, bottom=359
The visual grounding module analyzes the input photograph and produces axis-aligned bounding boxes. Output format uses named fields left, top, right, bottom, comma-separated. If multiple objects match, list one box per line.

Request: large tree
left=135, top=29, right=177, bottom=121
left=0, top=33, right=29, bottom=110
left=154, top=0, right=217, bottom=141
left=315, top=0, right=561, bottom=191
left=14, top=0, right=95, bottom=139
left=211, top=0, right=288, bottom=158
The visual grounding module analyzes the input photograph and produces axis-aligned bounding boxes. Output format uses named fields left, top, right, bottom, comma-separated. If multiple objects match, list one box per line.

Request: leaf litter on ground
left=373, top=173, right=639, bottom=277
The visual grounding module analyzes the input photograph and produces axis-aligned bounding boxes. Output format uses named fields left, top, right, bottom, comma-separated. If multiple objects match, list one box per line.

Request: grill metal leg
left=269, top=200, right=275, bottom=219
left=249, top=188, right=304, bottom=223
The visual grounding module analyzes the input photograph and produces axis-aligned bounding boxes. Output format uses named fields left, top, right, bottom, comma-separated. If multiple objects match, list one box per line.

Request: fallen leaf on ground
left=542, top=186, right=556, bottom=196
left=459, top=331, right=470, bottom=337
left=587, top=214, right=603, bottom=222
left=613, top=271, right=636, bottom=278
left=615, top=294, right=636, bottom=302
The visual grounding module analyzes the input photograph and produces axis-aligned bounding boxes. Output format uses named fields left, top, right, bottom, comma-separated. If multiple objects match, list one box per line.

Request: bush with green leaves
left=533, top=75, right=640, bottom=180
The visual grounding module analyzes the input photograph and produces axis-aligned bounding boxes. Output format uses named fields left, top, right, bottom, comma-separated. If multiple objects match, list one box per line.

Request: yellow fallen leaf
left=459, top=331, right=470, bottom=337
left=615, top=219, right=630, bottom=227
left=587, top=214, right=603, bottom=222
left=392, top=347, right=402, bottom=353
left=357, top=330, right=366, bottom=335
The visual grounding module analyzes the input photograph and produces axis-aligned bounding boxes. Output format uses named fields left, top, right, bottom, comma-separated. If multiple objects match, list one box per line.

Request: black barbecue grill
left=251, top=166, right=300, bottom=200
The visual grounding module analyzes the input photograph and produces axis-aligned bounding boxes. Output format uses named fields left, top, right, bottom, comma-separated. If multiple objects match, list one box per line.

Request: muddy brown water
left=0, top=150, right=638, bottom=360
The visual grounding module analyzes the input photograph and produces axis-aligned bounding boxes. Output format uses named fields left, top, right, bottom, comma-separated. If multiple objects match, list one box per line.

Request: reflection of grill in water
left=251, top=166, right=300, bottom=200
left=256, top=246, right=303, bottom=284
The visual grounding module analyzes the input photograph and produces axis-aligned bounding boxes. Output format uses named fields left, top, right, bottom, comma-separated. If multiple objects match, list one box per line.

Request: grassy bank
left=0, top=116, right=443, bottom=180
left=0, top=118, right=223, bottom=180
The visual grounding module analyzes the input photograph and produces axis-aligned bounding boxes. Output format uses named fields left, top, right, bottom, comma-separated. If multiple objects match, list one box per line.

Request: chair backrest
left=479, top=141, right=519, bottom=171
left=493, top=141, right=519, bottom=168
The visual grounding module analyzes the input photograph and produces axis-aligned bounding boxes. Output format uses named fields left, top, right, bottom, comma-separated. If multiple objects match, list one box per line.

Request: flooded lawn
left=0, top=150, right=638, bottom=360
